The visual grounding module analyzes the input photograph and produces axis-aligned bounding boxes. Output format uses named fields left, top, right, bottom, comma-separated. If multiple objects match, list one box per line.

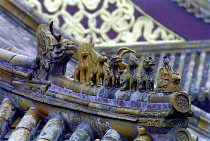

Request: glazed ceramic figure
left=108, top=47, right=136, bottom=88
left=105, top=66, right=114, bottom=88
left=156, top=56, right=181, bottom=93
left=134, top=127, right=153, bottom=141
left=88, top=51, right=108, bottom=86
left=74, top=43, right=109, bottom=86
left=95, top=52, right=108, bottom=86
left=121, top=53, right=139, bottom=91
left=138, top=53, right=156, bottom=92
left=74, top=49, right=89, bottom=83
left=33, top=21, right=75, bottom=80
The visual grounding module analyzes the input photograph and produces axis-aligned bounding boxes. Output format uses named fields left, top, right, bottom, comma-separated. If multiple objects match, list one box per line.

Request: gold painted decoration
left=171, top=128, right=192, bottom=141
left=138, top=118, right=189, bottom=128
left=134, top=127, right=153, bottom=141
left=74, top=43, right=108, bottom=86
left=23, top=0, right=185, bottom=44
left=156, top=56, right=181, bottom=93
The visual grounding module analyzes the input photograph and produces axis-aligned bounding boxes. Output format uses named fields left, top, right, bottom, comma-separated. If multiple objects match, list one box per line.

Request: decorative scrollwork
left=168, top=92, right=191, bottom=113
left=175, top=95, right=189, bottom=110
left=23, top=0, right=185, bottom=44
left=171, top=128, right=191, bottom=141
left=138, top=118, right=189, bottom=128
left=175, top=131, right=189, bottom=141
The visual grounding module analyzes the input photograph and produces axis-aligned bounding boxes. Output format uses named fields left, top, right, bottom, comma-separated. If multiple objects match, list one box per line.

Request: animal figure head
left=128, top=53, right=139, bottom=69
left=98, top=51, right=108, bottom=63
left=34, top=21, right=75, bottom=80
left=36, top=21, right=75, bottom=63
left=143, top=53, right=156, bottom=72
left=171, top=72, right=181, bottom=84
left=109, top=47, right=136, bottom=70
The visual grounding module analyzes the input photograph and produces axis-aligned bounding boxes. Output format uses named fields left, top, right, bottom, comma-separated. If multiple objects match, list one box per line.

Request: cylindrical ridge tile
left=101, top=129, right=122, bottom=141
left=9, top=128, right=31, bottom=141
left=36, top=139, right=48, bottom=141
left=0, top=98, right=15, bottom=133
left=16, top=108, right=41, bottom=130
left=36, top=114, right=64, bottom=141
left=68, top=122, right=94, bottom=141
left=8, top=107, right=41, bottom=141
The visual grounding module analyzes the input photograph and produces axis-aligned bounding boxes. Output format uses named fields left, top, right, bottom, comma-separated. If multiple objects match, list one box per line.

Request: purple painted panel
left=133, top=0, right=210, bottom=40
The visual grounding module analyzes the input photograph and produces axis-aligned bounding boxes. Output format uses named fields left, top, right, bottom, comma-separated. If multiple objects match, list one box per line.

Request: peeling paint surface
left=52, top=106, right=81, bottom=127
left=17, top=114, right=39, bottom=131
left=8, top=128, right=30, bottom=141
left=80, top=113, right=110, bottom=137
left=37, top=118, right=63, bottom=141
left=69, top=122, right=94, bottom=141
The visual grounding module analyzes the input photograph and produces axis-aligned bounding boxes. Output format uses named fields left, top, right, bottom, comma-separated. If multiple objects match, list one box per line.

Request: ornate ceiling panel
left=23, top=0, right=185, bottom=45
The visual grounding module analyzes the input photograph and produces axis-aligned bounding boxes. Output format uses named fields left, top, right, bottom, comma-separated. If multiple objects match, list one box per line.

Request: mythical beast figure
left=107, top=47, right=136, bottom=88
left=33, top=21, right=76, bottom=80
left=74, top=43, right=108, bottom=86
left=121, top=53, right=139, bottom=91
left=138, top=53, right=156, bottom=92
left=89, top=51, right=108, bottom=86
left=74, top=48, right=89, bottom=83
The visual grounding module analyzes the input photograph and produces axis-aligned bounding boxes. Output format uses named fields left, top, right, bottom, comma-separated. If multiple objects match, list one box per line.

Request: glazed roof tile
left=0, top=91, right=209, bottom=140
left=0, top=1, right=209, bottom=140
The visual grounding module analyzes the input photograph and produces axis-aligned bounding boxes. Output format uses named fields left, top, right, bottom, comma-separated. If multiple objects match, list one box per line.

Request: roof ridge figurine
left=121, top=52, right=139, bottom=91
left=74, top=43, right=109, bottom=86
left=33, top=21, right=76, bottom=80
left=138, top=53, right=156, bottom=93
left=0, top=21, right=195, bottom=141
left=156, top=56, right=181, bottom=93
left=107, top=47, right=136, bottom=88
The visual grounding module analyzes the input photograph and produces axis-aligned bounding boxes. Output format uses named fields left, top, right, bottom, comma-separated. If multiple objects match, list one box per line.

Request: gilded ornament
left=74, top=43, right=108, bottom=86
left=171, top=128, right=192, bottom=141
left=156, top=56, right=181, bottom=93
left=134, top=127, right=153, bottom=141
left=24, top=0, right=185, bottom=44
